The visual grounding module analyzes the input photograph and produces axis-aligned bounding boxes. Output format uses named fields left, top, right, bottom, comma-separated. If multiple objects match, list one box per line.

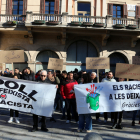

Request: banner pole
left=97, top=69, right=99, bottom=83
left=12, top=63, right=13, bottom=71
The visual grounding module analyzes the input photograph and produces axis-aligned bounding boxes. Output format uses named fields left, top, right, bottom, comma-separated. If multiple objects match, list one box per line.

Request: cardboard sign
left=47, top=58, right=63, bottom=70
left=0, top=63, right=5, bottom=71
left=86, top=57, right=110, bottom=69
left=115, top=63, right=140, bottom=79
left=0, top=63, right=3, bottom=70
left=0, top=50, right=25, bottom=63
left=132, top=56, right=140, bottom=65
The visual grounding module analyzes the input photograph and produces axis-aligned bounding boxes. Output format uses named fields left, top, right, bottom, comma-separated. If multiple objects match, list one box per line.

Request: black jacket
left=91, top=77, right=97, bottom=83
left=16, top=73, right=22, bottom=79
left=22, top=71, right=35, bottom=81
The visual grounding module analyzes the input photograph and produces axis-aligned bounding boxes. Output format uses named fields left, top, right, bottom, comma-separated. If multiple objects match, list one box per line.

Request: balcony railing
left=67, top=15, right=106, bottom=23
left=0, top=12, right=140, bottom=29
left=112, top=17, right=138, bottom=26
left=32, top=13, right=62, bottom=22
left=0, top=14, right=26, bottom=23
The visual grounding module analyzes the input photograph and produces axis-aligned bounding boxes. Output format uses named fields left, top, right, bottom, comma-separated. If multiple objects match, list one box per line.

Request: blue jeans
left=132, top=110, right=140, bottom=121
left=54, top=94, right=65, bottom=117
left=61, top=97, right=65, bottom=117
left=78, top=114, right=92, bottom=130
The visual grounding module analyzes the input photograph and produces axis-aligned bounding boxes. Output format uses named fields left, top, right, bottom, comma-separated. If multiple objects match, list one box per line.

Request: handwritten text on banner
left=74, top=82, right=140, bottom=114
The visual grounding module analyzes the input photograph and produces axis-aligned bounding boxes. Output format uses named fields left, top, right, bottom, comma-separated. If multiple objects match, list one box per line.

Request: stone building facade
left=0, top=0, right=140, bottom=73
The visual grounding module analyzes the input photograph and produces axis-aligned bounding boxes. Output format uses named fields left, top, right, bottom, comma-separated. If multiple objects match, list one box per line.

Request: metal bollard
left=83, top=132, right=103, bottom=140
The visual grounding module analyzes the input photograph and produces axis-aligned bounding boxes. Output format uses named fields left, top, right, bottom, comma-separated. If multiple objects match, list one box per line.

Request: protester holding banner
left=32, top=70, right=50, bottom=132
left=90, top=72, right=101, bottom=122
left=101, top=71, right=116, bottom=123
left=8, top=74, right=20, bottom=124
left=60, top=72, right=79, bottom=124
left=132, top=80, right=140, bottom=126
left=132, top=110, right=140, bottom=126
left=43, top=70, right=60, bottom=122
left=78, top=73, right=92, bottom=133
left=112, top=78, right=125, bottom=129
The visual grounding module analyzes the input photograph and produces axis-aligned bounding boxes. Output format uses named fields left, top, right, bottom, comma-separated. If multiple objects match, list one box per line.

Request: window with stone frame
left=45, top=0, right=55, bottom=14
left=12, top=0, right=23, bottom=15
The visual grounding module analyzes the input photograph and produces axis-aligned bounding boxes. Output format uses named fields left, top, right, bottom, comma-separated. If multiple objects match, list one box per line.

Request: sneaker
left=117, top=124, right=123, bottom=129
left=8, top=117, right=13, bottom=123
left=31, top=127, right=38, bottom=132
left=15, top=117, right=20, bottom=124
left=86, top=130, right=91, bottom=133
left=111, top=123, right=117, bottom=129
left=41, top=128, right=48, bottom=132
left=66, top=120, right=70, bottom=124
left=77, top=121, right=79, bottom=124
left=132, top=121, right=135, bottom=126
left=96, top=118, right=101, bottom=122
left=139, top=121, right=140, bottom=124
left=104, top=119, right=107, bottom=123
left=77, top=129, right=82, bottom=132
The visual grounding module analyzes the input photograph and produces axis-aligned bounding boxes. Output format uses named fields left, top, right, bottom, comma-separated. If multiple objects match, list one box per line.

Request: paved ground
left=0, top=108, right=140, bottom=140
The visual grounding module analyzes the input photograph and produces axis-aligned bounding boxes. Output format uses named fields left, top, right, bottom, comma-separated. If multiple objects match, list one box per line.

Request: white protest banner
left=74, top=82, right=140, bottom=114
left=0, top=77, right=57, bottom=117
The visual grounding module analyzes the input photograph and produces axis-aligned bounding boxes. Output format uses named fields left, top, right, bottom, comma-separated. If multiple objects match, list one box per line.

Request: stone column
left=106, top=15, right=113, bottom=28
left=61, top=0, right=66, bottom=13
left=62, top=12, right=68, bottom=25
left=68, top=0, right=72, bottom=15
left=96, top=0, right=100, bottom=16
left=25, top=11, right=32, bottom=24
left=27, top=61, right=36, bottom=72
left=75, top=0, right=77, bottom=15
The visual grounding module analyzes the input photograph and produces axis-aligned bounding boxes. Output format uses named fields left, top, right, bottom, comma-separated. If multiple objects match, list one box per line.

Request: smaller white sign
left=127, top=4, right=135, bottom=11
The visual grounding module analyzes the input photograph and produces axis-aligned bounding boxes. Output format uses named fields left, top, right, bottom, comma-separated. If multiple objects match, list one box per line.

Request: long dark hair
left=82, top=73, right=91, bottom=84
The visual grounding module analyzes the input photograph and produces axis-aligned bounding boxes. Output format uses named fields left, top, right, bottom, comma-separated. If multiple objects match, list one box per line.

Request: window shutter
left=107, top=3, right=113, bottom=15
left=136, top=6, right=140, bottom=19
left=54, top=0, right=59, bottom=14
left=40, top=0, right=45, bottom=14
left=94, top=0, right=97, bottom=16
left=23, top=0, right=27, bottom=15
left=6, top=0, right=12, bottom=14
left=123, top=4, right=127, bottom=18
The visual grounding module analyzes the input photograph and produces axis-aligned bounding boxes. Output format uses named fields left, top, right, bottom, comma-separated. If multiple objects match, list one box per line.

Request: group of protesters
left=0, top=67, right=140, bottom=133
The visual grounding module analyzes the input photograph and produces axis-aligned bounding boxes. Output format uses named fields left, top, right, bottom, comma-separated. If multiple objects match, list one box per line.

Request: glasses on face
left=41, top=75, right=46, bottom=77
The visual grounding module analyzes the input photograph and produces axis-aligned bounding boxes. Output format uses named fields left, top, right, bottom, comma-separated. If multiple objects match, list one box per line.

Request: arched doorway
left=109, top=52, right=128, bottom=74
left=66, top=40, right=98, bottom=72
left=6, top=51, right=28, bottom=72
left=36, top=50, right=59, bottom=72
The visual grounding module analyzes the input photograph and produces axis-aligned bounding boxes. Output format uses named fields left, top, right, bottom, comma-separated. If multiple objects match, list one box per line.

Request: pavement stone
left=0, top=108, right=140, bottom=140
